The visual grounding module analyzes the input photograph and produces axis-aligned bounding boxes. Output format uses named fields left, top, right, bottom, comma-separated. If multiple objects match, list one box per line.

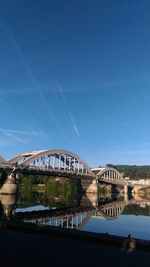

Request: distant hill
left=115, top=165, right=150, bottom=179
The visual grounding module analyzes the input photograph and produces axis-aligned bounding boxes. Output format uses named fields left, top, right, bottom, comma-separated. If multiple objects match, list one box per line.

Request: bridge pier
left=0, top=195, right=16, bottom=218
left=86, top=180, right=98, bottom=194
left=0, top=170, right=18, bottom=195
left=80, top=193, right=98, bottom=207
left=79, top=179, right=98, bottom=194
left=132, top=185, right=146, bottom=195
left=124, top=185, right=128, bottom=195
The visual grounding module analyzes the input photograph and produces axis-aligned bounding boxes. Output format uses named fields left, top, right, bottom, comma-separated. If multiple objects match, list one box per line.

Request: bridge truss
left=97, top=167, right=123, bottom=180
left=8, top=149, right=92, bottom=175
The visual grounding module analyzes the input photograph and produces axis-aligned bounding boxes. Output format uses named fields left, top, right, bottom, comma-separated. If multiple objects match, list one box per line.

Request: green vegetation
left=98, top=185, right=110, bottom=195
left=18, top=174, right=78, bottom=208
left=45, top=178, right=77, bottom=206
left=18, top=175, right=45, bottom=205
left=116, top=165, right=150, bottom=179
left=20, top=174, right=51, bottom=185
left=123, top=204, right=150, bottom=216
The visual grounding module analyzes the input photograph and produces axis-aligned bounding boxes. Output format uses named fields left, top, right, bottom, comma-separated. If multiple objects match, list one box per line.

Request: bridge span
left=0, top=149, right=96, bottom=194
left=0, top=150, right=150, bottom=194
left=92, top=167, right=150, bottom=194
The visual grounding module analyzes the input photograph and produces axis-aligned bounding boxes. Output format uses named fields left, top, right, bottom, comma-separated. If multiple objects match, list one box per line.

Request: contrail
left=4, top=132, right=24, bottom=143
left=69, top=112, right=80, bottom=137
left=0, top=128, right=47, bottom=144
left=53, top=85, right=76, bottom=136
left=0, top=85, right=53, bottom=96
left=0, top=17, right=70, bottom=143
left=0, top=128, right=41, bottom=136
left=56, top=82, right=80, bottom=137
left=110, top=119, right=136, bottom=128
left=38, top=92, right=71, bottom=143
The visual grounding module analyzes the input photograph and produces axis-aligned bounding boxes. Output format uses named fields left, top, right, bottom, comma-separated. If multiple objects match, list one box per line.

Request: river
left=0, top=177, right=150, bottom=240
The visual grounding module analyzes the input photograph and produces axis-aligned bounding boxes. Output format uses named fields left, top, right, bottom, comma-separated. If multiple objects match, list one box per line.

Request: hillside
left=115, top=165, right=150, bottom=179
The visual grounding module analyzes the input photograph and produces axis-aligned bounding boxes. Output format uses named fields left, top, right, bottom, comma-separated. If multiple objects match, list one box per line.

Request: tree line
left=106, top=164, right=150, bottom=180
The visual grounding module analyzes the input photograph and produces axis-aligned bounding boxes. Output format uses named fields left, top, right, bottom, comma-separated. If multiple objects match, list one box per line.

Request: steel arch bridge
left=92, top=167, right=124, bottom=184
left=8, top=149, right=93, bottom=175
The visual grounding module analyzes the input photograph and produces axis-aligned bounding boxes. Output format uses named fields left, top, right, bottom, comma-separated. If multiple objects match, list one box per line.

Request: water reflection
left=0, top=192, right=150, bottom=220
left=1, top=181, right=150, bottom=239
left=0, top=194, right=16, bottom=219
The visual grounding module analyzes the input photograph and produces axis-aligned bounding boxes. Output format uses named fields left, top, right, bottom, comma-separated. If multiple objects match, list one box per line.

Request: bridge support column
left=0, top=170, right=18, bottom=195
left=132, top=185, right=145, bottom=195
left=124, top=185, right=128, bottom=194
left=81, top=179, right=98, bottom=194
left=0, top=194, right=16, bottom=218
left=124, top=185, right=129, bottom=202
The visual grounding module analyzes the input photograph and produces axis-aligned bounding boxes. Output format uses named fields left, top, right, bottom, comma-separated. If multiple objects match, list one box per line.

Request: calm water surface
left=1, top=185, right=150, bottom=240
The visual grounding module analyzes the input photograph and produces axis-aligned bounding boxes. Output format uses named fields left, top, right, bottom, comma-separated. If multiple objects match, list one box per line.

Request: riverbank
left=0, top=227, right=150, bottom=267
left=0, top=220, right=150, bottom=266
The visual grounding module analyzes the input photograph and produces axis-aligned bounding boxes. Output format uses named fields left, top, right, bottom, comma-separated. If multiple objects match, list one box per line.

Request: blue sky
left=0, top=0, right=150, bottom=166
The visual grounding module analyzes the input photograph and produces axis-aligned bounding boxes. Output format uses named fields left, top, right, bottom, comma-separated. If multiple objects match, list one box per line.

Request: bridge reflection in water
left=25, top=210, right=93, bottom=230
left=1, top=192, right=150, bottom=234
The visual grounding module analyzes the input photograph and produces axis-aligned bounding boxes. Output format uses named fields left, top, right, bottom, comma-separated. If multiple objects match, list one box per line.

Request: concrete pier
left=0, top=171, right=18, bottom=195
left=80, top=179, right=98, bottom=194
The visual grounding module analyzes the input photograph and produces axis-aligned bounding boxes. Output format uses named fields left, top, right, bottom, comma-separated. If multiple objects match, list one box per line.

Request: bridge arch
left=96, top=167, right=123, bottom=181
left=8, top=149, right=92, bottom=175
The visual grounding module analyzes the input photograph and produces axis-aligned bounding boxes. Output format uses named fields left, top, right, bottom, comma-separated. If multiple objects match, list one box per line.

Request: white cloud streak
left=4, top=132, right=24, bottom=142
left=54, top=83, right=76, bottom=137
left=0, top=17, right=71, bottom=143
left=70, top=112, right=80, bottom=137
left=0, top=128, right=45, bottom=145
left=56, top=82, right=80, bottom=137
left=0, top=128, right=42, bottom=136
left=0, top=85, right=54, bottom=96
left=110, top=119, right=137, bottom=128
left=0, top=127, right=48, bottom=149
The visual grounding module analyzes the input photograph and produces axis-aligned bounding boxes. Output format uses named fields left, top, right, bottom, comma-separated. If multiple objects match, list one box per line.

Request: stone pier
left=0, top=170, right=18, bottom=195
left=79, top=179, right=98, bottom=194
